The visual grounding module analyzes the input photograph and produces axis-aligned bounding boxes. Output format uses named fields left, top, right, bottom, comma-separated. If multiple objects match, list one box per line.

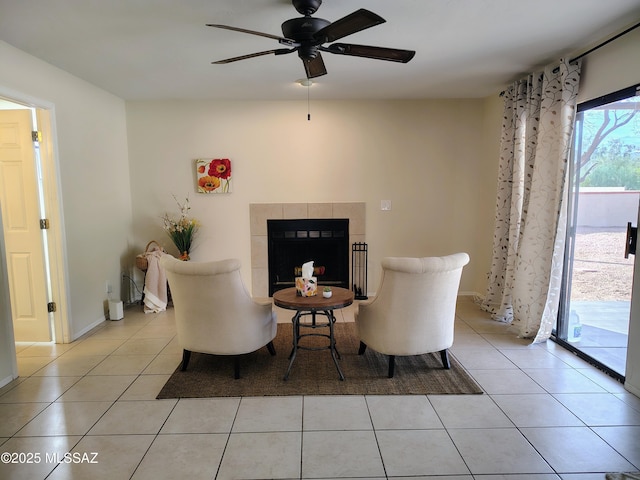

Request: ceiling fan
left=207, top=0, right=415, bottom=79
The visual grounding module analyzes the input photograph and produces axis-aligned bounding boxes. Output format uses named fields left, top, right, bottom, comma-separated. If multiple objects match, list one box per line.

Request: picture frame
left=196, top=158, right=232, bottom=194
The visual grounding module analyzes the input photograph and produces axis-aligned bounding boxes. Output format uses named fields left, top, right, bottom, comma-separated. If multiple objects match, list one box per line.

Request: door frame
left=0, top=86, right=71, bottom=345
left=554, top=84, right=640, bottom=383
left=0, top=205, right=18, bottom=380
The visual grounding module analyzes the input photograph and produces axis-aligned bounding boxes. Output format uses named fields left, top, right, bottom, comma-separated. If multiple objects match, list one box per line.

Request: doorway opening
left=556, top=85, right=640, bottom=380
left=0, top=95, right=68, bottom=345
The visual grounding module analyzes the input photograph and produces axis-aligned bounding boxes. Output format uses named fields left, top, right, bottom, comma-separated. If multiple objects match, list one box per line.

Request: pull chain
left=307, top=82, right=311, bottom=121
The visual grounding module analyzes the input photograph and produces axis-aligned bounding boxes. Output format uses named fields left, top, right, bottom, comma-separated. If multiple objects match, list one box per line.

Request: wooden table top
left=272, top=287, right=354, bottom=311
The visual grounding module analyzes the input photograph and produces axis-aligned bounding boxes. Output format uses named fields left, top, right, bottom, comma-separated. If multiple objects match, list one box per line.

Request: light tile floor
left=1, top=297, right=639, bottom=479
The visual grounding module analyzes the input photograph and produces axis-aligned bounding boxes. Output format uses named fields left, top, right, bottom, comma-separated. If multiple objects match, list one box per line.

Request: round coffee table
left=273, top=286, right=354, bottom=381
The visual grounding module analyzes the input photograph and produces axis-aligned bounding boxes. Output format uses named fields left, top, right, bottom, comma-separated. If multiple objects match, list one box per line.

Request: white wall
left=629, top=217, right=640, bottom=396
left=577, top=26, right=640, bottom=104
left=577, top=191, right=640, bottom=228
left=126, top=99, right=498, bottom=296
left=0, top=40, right=133, bottom=340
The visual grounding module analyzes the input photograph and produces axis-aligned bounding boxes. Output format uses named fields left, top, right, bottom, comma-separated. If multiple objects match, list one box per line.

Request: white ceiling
left=1, top=0, right=640, bottom=101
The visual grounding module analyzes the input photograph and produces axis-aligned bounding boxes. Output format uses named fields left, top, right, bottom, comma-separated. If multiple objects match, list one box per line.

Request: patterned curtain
left=481, top=58, right=581, bottom=342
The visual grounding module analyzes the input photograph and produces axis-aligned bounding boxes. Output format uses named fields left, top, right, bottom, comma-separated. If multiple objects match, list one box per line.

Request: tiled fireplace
left=250, top=203, right=366, bottom=297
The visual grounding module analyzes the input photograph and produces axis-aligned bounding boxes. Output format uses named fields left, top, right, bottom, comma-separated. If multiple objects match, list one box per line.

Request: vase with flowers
left=162, top=195, right=199, bottom=261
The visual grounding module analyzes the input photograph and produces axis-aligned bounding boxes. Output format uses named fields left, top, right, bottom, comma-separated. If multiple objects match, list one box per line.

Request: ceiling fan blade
left=323, top=43, right=415, bottom=63
left=213, top=48, right=295, bottom=64
left=313, top=9, right=385, bottom=44
left=206, top=24, right=296, bottom=46
left=303, top=53, right=327, bottom=78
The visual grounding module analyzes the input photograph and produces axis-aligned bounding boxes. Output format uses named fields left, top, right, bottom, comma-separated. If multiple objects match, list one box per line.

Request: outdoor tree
left=582, top=139, right=640, bottom=189
left=577, top=98, right=639, bottom=187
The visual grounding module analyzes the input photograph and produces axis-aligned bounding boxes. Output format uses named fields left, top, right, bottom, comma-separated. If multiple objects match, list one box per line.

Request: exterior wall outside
left=577, top=190, right=640, bottom=228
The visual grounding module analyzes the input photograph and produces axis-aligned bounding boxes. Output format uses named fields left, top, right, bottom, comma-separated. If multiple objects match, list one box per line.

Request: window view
left=559, top=87, right=640, bottom=378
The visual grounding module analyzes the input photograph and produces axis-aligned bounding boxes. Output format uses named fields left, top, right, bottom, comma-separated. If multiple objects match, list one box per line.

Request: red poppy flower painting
left=196, top=158, right=232, bottom=193
left=208, top=158, right=231, bottom=179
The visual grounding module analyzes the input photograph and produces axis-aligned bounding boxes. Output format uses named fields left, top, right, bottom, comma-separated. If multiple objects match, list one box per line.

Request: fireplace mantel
left=250, top=202, right=365, bottom=297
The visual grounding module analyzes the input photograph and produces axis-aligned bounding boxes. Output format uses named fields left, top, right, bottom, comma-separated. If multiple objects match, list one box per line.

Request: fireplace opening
left=267, top=219, right=349, bottom=296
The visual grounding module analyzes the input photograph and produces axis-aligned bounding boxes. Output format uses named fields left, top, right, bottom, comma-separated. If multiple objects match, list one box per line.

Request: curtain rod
left=570, top=20, right=640, bottom=62
left=499, top=20, right=640, bottom=97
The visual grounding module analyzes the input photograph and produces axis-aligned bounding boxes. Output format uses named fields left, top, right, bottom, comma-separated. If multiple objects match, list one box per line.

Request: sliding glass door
left=557, top=85, right=640, bottom=379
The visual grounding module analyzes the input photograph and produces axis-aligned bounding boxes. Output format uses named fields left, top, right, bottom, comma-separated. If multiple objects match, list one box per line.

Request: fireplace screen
left=267, top=219, right=349, bottom=296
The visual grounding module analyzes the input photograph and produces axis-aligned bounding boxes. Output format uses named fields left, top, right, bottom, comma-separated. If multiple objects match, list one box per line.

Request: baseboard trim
left=362, top=291, right=483, bottom=300
left=72, top=315, right=106, bottom=342
left=624, top=382, right=640, bottom=398
left=0, top=374, right=16, bottom=389
left=458, top=291, right=483, bottom=299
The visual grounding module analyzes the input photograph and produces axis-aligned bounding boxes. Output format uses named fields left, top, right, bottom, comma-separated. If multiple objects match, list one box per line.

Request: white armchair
left=160, top=255, right=277, bottom=379
left=354, top=253, right=470, bottom=378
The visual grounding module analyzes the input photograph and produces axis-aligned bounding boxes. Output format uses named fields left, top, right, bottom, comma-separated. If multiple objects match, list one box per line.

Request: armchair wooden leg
left=358, top=341, right=367, bottom=355
left=440, top=349, right=451, bottom=369
left=388, top=355, right=395, bottom=378
left=266, top=341, right=276, bottom=356
left=180, top=349, right=192, bottom=371
left=233, top=356, right=240, bottom=379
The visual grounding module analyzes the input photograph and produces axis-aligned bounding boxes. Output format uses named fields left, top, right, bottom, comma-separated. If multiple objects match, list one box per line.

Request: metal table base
left=284, top=310, right=344, bottom=381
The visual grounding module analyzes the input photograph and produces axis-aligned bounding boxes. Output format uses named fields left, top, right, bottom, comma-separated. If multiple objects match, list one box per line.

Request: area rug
left=156, top=322, right=483, bottom=398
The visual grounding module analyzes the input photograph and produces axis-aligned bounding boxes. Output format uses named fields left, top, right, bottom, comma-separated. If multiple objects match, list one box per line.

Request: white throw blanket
left=143, top=247, right=167, bottom=313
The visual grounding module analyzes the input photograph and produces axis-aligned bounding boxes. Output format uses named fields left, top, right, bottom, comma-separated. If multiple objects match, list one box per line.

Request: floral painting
left=196, top=158, right=232, bottom=194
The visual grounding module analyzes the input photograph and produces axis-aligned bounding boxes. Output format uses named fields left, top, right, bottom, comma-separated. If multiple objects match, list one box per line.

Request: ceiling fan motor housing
left=281, top=17, right=330, bottom=43
left=282, top=16, right=330, bottom=59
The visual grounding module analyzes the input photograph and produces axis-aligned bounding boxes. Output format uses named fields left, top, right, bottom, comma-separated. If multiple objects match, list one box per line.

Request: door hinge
left=40, top=218, right=50, bottom=230
left=47, top=302, right=57, bottom=313
left=32, top=130, right=42, bottom=142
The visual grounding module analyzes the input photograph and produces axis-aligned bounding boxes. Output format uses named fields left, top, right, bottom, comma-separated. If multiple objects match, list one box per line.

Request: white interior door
left=0, top=109, right=51, bottom=342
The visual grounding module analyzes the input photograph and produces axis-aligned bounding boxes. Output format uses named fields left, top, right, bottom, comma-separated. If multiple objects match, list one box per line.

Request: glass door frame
left=553, top=83, right=640, bottom=383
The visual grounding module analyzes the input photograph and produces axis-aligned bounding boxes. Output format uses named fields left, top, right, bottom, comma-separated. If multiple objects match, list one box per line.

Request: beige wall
left=0, top=40, right=133, bottom=342
left=577, top=25, right=640, bottom=104
left=126, top=99, right=498, bottom=296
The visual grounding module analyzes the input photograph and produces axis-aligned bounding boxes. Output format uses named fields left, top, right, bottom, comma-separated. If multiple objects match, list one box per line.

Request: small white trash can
left=108, top=300, right=124, bottom=320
